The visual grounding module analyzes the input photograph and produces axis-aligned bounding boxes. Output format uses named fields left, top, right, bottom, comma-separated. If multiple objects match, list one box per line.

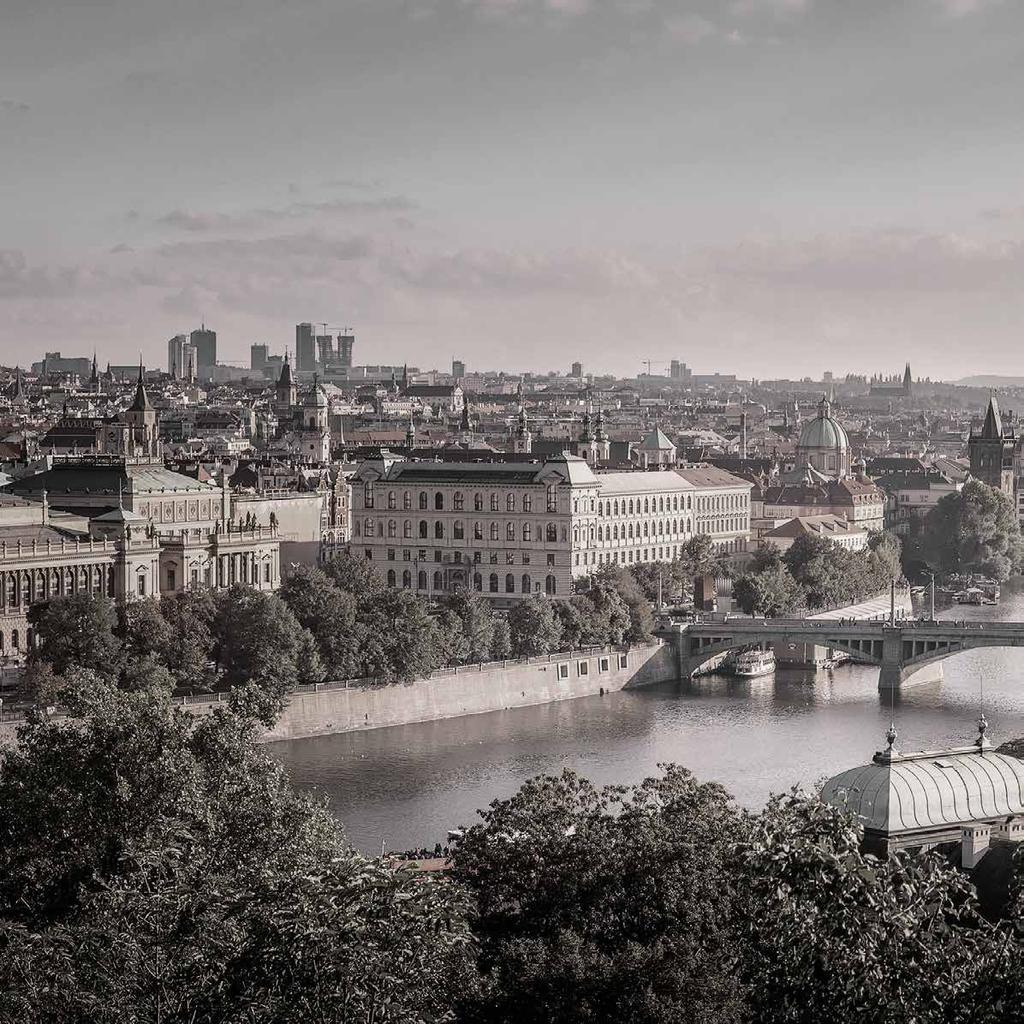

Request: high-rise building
left=190, top=325, right=217, bottom=369
left=338, top=333, right=355, bottom=369
left=570, top=361, right=583, bottom=377
left=317, top=335, right=334, bottom=367
left=670, top=360, right=692, bottom=382
left=168, top=335, right=189, bottom=376
left=295, top=323, right=317, bottom=372
left=250, top=344, right=268, bottom=372
left=452, top=359, right=466, bottom=379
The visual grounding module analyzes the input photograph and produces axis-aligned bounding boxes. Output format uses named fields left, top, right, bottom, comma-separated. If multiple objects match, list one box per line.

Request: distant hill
left=954, top=376, right=1024, bottom=388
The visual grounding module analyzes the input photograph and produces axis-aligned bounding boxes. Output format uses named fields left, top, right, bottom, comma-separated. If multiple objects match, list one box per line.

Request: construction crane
left=640, top=360, right=672, bottom=376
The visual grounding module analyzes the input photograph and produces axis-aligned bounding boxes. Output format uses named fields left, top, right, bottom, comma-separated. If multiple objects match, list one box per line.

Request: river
left=273, top=581, right=1024, bottom=855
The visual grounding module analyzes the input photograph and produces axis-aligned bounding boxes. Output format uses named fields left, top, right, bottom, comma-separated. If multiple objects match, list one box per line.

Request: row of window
left=356, top=519, right=567, bottom=542
left=372, top=548, right=557, bottom=567
left=384, top=568, right=558, bottom=595
left=572, top=537, right=745, bottom=568
left=365, top=486, right=558, bottom=513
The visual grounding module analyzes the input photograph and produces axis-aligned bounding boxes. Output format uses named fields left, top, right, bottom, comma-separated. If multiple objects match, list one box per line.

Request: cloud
left=930, top=0, right=1002, bottom=16
left=665, top=13, right=717, bottom=44
left=156, top=196, right=417, bottom=233
left=0, top=100, right=30, bottom=114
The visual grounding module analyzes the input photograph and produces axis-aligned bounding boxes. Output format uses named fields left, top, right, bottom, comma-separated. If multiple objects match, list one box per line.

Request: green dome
left=799, top=396, right=849, bottom=452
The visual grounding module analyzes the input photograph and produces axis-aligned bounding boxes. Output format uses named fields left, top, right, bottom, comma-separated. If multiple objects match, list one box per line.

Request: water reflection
left=274, top=580, right=1024, bottom=855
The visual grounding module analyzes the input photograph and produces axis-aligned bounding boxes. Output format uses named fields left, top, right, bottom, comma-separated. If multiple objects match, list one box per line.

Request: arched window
left=402, top=569, right=412, bottom=588
left=523, top=494, right=533, bottom=512
left=403, top=491, right=412, bottom=510
left=364, top=482, right=374, bottom=508
left=490, top=493, right=499, bottom=511
left=474, top=522, right=483, bottom=540
left=629, top=500, right=635, bottom=514
left=506, top=493, right=515, bottom=512
left=598, top=526, right=603, bottom=541
left=523, top=523, right=532, bottom=542
left=545, top=575, right=556, bottom=595
left=473, top=573, right=482, bottom=591
left=505, top=573, right=515, bottom=593
left=474, top=493, right=483, bottom=511
left=489, top=573, right=499, bottom=592
left=387, top=491, right=396, bottom=510
left=433, top=571, right=444, bottom=590
left=435, top=492, right=444, bottom=510
left=364, top=517, right=373, bottom=536
left=418, top=570, right=427, bottom=590
left=419, top=492, right=428, bottom=510
left=403, top=520, right=412, bottom=538
left=453, top=521, right=464, bottom=540
left=11, top=629, right=19, bottom=650
left=613, top=500, right=619, bottom=515
left=546, top=523, right=557, bottom=542
left=419, top=520, right=428, bottom=539
left=628, top=524, right=634, bottom=539
left=434, top=521, right=444, bottom=539
left=387, top=569, right=396, bottom=587
left=613, top=525, right=618, bottom=540
left=454, top=491, right=465, bottom=511
left=573, top=527, right=579, bottom=542
left=387, top=520, right=396, bottom=538
left=644, top=498, right=649, bottom=513
left=522, top=574, right=531, bottom=593
left=490, top=522, right=499, bottom=541
left=546, top=484, right=557, bottom=512
left=505, top=522, right=515, bottom=541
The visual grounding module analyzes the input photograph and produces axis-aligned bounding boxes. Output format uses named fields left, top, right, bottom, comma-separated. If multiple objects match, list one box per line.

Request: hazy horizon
left=4, top=0, right=1024, bottom=378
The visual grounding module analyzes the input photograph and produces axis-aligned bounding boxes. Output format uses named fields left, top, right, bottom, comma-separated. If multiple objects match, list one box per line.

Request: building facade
left=351, top=455, right=751, bottom=605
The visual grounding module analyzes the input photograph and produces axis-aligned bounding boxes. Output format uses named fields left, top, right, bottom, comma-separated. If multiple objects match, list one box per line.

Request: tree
left=441, top=591, right=497, bottom=663
left=118, top=598, right=173, bottom=665
left=922, top=479, right=1024, bottom=581
left=27, top=592, right=121, bottom=677
left=678, top=534, right=727, bottom=584
left=359, top=589, right=444, bottom=681
left=280, top=565, right=363, bottom=679
left=433, top=607, right=470, bottom=667
left=590, top=566, right=654, bottom=643
left=507, top=595, right=563, bottom=658
left=322, top=551, right=385, bottom=597
left=159, top=588, right=217, bottom=690
left=732, top=561, right=804, bottom=617
left=212, top=586, right=307, bottom=718
left=740, top=792, right=997, bottom=1024
left=0, top=672, right=475, bottom=1022
left=489, top=618, right=512, bottom=661
left=450, top=767, right=749, bottom=1024
left=867, top=530, right=903, bottom=586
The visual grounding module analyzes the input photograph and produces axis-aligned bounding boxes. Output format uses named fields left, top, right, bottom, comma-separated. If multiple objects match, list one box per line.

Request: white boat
left=731, top=647, right=776, bottom=678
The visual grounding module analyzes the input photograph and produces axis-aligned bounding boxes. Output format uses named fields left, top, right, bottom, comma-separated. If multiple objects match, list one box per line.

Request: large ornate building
left=0, top=370, right=281, bottom=661
left=351, top=453, right=750, bottom=605
left=968, top=395, right=1015, bottom=497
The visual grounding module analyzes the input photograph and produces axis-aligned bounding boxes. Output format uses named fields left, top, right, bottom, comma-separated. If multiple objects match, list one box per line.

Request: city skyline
left=4, top=1, right=1024, bottom=376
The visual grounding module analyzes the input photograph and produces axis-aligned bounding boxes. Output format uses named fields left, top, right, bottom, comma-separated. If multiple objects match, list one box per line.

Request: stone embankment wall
left=0, top=643, right=677, bottom=747
left=258, top=642, right=675, bottom=742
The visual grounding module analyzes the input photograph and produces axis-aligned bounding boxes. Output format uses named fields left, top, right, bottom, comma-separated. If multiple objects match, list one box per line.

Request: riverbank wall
left=258, top=642, right=675, bottom=742
left=0, top=643, right=678, bottom=747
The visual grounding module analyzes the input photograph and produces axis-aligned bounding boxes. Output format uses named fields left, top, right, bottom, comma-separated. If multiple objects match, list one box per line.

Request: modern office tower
left=190, top=325, right=217, bottom=369
left=317, top=334, right=334, bottom=367
left=452, top=359, right=466, bottom=379
left=295, top=323, right=317, bottom=372
left=337, top=333, right=355, bottom=369
left=250, top=344, right=268, bottom=372
left=168, top=335, right=189, bottom=376
left=570, top=361, right=583, bottom=377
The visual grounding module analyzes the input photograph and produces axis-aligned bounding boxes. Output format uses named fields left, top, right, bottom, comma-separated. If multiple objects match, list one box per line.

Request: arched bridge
left=665, top=618, right=1024, bottom=690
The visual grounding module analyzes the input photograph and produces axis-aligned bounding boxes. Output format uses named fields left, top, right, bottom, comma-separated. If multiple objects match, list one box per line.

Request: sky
left=2, top=0, right=1024, bottom=379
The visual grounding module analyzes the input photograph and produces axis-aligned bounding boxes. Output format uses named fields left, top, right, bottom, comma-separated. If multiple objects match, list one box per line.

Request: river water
left=273, top=581, right=1024, bottom=855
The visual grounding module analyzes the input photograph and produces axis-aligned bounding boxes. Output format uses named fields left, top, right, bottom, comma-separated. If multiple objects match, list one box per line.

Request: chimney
left=740, top=412, right=748, bottom=460
left=961, top=823, right=991, bottom=870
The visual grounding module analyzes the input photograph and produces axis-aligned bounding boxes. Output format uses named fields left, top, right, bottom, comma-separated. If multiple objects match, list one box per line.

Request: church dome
left=799, top=396, right=849, bottom=452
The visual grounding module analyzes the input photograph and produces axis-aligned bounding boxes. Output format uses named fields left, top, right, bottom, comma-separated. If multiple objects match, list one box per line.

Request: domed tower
left=796, top=395, right=851, bottom=478
left=299, top=377, right=331, bottom=464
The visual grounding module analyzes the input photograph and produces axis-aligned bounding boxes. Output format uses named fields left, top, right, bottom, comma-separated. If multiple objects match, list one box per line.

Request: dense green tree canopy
left=921, top=479, right=1024, bottom=581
